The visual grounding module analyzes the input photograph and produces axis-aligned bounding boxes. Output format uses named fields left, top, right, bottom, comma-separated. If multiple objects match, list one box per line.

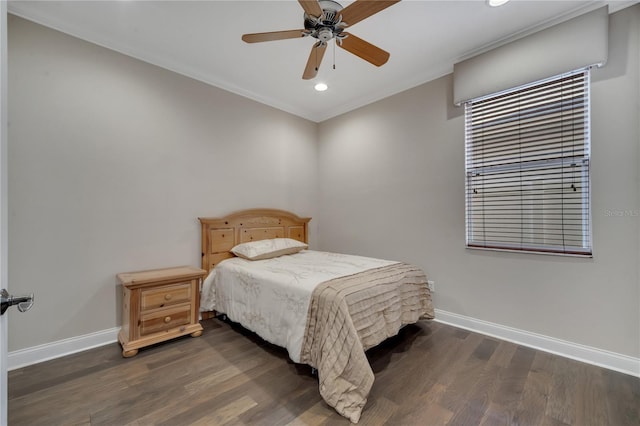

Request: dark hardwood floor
left=8, top=318, right=640, bottom=425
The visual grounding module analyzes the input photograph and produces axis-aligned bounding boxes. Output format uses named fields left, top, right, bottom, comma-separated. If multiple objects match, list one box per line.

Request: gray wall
left=8, top=15, right=318, bottom=351
left=318, top=6, right=639, bottom=358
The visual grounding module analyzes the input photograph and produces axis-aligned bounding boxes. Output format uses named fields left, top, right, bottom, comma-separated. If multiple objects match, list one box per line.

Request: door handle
left=1, top=288, right=34, bottom=315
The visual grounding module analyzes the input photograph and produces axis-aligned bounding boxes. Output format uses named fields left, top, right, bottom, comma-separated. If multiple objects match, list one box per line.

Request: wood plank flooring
left=8, top=318, right=640, bottom=425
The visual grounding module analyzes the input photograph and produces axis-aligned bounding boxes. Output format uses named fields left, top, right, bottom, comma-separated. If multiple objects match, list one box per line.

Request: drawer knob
left=164, top=316, right=171, bottom=323
left=164, top=294, right=172, bottom=301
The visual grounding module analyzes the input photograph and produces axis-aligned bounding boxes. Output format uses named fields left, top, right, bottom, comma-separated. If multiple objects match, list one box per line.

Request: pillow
left=231, top=238, right=308, bottom=260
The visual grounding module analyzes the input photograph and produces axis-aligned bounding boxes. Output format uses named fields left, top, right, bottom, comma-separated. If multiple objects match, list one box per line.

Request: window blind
left=465, top=69, right=592, bottom=256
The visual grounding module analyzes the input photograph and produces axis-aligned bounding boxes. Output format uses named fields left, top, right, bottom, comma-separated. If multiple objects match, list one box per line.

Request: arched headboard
left=198, top=208, right=311, bottom=273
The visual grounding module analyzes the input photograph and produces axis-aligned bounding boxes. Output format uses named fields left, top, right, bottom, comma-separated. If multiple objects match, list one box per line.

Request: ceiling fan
left=242, top=0, right=400, bottom=80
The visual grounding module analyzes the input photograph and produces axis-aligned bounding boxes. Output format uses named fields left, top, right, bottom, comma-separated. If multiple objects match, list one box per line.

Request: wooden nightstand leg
left=122, top=348, right=139, bottom=358
left=190, top=330, right=203, bottom=337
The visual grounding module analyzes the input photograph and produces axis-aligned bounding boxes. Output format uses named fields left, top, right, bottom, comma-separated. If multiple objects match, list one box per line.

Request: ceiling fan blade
left=339, top=0, right=401, bottom=27
left=298, top=0, right=323, bottom=17
left=303, top=43, right=327, bottom=80
left=242, top=29, right=306, bottom=43
left=338, top=32, right=390, bottom=66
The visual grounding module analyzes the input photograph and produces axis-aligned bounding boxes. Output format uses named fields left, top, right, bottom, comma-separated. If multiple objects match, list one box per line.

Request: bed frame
left=198, top=208, right=311, bottom=319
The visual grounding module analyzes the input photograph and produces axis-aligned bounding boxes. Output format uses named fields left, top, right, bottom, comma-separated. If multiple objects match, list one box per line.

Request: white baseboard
left=7, top=313, right=640, bottom=378
left=7, top=327, right=119, bottom=371
left=434, top=309, right=640, bottom=378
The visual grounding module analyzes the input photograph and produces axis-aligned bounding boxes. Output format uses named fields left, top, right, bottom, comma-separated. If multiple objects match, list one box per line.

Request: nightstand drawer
left=140, top=305, right=191, bottom=336
left=140, top=282, right=191, bottom=311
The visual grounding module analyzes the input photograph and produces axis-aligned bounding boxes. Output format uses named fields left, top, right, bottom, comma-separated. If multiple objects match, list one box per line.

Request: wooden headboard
left=198, top=208, right=311, bottom=273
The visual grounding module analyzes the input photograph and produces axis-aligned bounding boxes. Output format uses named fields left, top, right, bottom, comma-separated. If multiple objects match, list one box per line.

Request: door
left=1, top=1, right=8, bottom=425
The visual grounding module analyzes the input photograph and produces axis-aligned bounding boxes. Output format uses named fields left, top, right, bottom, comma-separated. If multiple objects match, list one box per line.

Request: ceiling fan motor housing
left=304, top=0, right=345, bottom=43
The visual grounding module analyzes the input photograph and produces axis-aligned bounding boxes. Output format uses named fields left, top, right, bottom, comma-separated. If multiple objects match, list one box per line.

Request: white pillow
left=231, top=238, right=308, bottom=260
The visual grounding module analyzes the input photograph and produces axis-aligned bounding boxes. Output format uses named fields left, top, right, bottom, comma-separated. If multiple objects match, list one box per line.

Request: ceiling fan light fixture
left=487, top=0, right=510, bottom=6
left=314, top=82, right=329, bottom=92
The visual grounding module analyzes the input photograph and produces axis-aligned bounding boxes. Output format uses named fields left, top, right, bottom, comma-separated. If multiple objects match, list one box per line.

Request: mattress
left=201, top=250, right=397, bottom=362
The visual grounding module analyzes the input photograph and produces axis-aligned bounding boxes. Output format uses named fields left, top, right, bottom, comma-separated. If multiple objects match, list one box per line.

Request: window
left=465, top=69, right=592, bottom=256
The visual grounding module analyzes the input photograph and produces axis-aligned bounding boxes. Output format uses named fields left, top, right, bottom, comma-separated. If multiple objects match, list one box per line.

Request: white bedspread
left=200, top=250, right=397, bottom=363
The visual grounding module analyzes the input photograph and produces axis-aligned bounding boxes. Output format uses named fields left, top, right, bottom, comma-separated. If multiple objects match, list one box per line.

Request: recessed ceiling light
left=487, top=0, right=510, bottom=6
left=314, top=83, right=328, bottom=92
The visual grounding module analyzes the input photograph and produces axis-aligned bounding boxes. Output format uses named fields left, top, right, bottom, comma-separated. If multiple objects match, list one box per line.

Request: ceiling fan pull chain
left=333, top=40, right=336, bottom=70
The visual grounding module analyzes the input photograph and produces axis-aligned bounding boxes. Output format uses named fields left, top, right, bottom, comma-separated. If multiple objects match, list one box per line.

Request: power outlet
left=427, top=280, right=435, bottom=292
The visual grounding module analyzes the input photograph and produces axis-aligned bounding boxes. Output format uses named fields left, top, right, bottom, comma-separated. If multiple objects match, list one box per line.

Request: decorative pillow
left=231, top=238, right=308, bottom=260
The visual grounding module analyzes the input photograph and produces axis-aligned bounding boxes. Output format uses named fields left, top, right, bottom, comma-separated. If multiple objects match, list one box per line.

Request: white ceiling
left=7, top=0, right=636, bottom=122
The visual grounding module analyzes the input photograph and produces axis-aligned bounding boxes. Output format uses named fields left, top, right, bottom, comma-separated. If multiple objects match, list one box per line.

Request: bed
left=198, top=208, right=434, bottom=423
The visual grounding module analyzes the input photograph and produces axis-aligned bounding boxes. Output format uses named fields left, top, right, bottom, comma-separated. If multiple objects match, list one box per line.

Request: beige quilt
left=300, top=262, right=434, bottom=423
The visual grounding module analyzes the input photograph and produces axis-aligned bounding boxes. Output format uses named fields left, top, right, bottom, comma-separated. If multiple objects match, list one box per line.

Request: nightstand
left=117, top=265, right=206, bottom=357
